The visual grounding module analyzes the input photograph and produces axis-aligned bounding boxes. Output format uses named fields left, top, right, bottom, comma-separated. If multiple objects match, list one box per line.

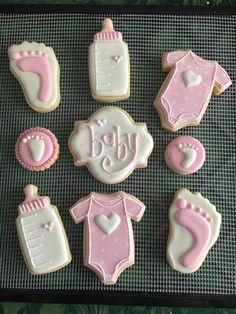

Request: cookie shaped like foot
left=175, top=198, right=211, bottom=269
left=11, top=50, right=52, bottom=102
left=178, top=143, right=198, bottom=168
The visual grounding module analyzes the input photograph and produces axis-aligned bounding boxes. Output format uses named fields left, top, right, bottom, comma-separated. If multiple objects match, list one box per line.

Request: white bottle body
left=16, top=206, right=71, bottom=274
left=89, top=40, right=129, bottom=99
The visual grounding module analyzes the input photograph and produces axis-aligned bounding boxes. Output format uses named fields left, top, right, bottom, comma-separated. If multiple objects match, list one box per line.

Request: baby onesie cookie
left=165, top=136, right=205, bottom=175
left=70, top=192, right=145, bottom=285
left=16, top=185, right=72, bottom=274
left=16, top=127, right=59, bottom=171
left=154, top=50, right=232, bottom=132
left=8, top=41, right=60, bottom=112
left=167, top=189, right=221, bottom=273
left=68, top=106, right=153, bottom=184
left=89, top=18, right=130, bottom=102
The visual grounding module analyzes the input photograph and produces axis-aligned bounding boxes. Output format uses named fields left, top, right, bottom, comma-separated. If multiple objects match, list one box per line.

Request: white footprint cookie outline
left=167, top=189, right=222, bottom=273
left=10, top=50, right=52, bottom=102
left=177, top=142, right=198, bottom=168
left=23, top=135, right=45, bottom=162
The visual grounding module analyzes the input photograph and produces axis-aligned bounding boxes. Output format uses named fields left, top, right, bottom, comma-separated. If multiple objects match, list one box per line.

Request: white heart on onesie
left=182, top=70, right=202, bottom=88
left=95, top=213, right=120, bottom=234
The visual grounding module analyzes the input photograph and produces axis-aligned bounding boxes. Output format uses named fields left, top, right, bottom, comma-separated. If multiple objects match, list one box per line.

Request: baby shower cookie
left=68, top=106, right=153, bottom=184
left=16, top=184, right=72, bottom=274
left=70, top=191, right=145, bottom=284
left=165, top=136, right=205, bottom=175
left=16, top=128, right=59, bottom=171
left=154, top=50, right=232, bottom=132
left=8, top=41, right=60, bottom=112
left=89, top=18, right=130, bottom=102
left=167, top=189, right=221, bottom=273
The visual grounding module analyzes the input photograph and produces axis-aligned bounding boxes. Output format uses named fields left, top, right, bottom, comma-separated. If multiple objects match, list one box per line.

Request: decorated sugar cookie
left=8, top=42, right=60, bottom=112
left=16, top=128, right=59, bottom=171
left=89, top=18, right=130, bottom=102
left=165, top=136, right=205, bottom=175
left=68, top=107, right=154, bottom=184
left=16, top=185, right=71, bottom=274
left=167, top=189, right=221, bottom=273
left=70, top=192, right=145, bottom=285
left=154, top=50, right=232, bottom=132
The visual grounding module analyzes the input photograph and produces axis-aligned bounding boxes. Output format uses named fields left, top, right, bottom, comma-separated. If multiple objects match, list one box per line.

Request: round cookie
left=16, top=127, right=59, bottom=171
left=165, top=135, right=205, bottom=175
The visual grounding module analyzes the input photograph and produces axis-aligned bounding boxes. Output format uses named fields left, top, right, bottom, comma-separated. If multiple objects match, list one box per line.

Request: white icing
left=16, top=206, right=71, bottom=274
left=95, top=213, right=120, bottom=234
left=178, top=144, right=197, bottom=168
left=24, top=135, right=45, bottom=162
left=89, top=41, right=129, bottom=98
left=182, top=70, right=202, bottom=87
left=8, top=41, right=60, bottom=112
left=69, top=107, right=154, bottom=184
left=167, top=189, right=221, bottom=273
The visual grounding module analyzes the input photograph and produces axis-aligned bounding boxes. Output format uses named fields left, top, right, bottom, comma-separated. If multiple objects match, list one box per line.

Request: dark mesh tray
left=0, top=5, right=235, bottom=307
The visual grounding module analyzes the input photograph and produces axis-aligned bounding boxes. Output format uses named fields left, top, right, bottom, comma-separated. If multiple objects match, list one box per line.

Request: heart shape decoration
left=182, top=70, right=202, bottom=88
left=113, top=55, right=123, bottom=63
left=95, top=213, right=120, bottom=235
left=96, top=119, right=107, bottom=127
left=43, top=221, right=54, bottom=232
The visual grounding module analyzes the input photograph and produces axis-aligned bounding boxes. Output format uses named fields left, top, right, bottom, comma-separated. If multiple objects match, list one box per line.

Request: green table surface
left=0, top=1, right=235, bottom=313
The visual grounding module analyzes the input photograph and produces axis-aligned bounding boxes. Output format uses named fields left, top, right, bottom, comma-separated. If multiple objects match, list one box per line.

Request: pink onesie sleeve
left=70, top=197, right=91, bottom=223
left=214, top=64, right=232, bottom=92
left=163, top=51, right=187, bottom=69
left=125, top=196, right=145, bottom=222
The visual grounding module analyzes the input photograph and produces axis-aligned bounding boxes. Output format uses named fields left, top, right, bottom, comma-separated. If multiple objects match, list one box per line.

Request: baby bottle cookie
left=16, top=128, right=59, bottom=171
left=167, top=189, right=221, bottom=273
left=89, top=18, right=130, bottom=102
left=16, top=185, right=72, bottom=274
left=70, top=192, right=145, bottom=285
left=8, top=41, right=60, bottom=112
left=154, top=50, right=232, bottom=132
left=165, top=136, right=205, bottom=175
left=68, top=106, right=154, bottom=184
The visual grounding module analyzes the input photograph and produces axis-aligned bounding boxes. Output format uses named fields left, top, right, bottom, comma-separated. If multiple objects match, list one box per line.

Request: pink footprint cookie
left=70, top=192, right=145, bottom=285
left=154, top=50, right=232, bottom=132
left=8, top=42, right=60, bottom=112
left=167, top=189, right=221, bottom=273
left=165, top=136, right=205, bottom=175
left=16, top=128, right=59, bottom=171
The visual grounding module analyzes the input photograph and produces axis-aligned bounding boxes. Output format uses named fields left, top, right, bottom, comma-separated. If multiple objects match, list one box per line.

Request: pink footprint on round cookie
left=165, top=135, right=205, bottom=175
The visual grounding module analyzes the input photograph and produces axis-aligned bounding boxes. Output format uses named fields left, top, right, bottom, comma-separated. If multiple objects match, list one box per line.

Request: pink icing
left=11, top=50, right=52, bottom=102
left=94, top=18, right=123, bottom=41
left=16, top=128, right=58, bottom=171
left=175, top=198, right=211, bottom=269
left=155, top=51, right=232, bottom=130
left=165, top=135, right=205, bottom=175
left=70, top=192, right=145, bottom=285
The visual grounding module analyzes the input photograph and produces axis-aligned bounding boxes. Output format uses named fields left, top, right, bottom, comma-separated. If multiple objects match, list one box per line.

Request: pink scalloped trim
left=15, top=127, right=59, bottom=171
